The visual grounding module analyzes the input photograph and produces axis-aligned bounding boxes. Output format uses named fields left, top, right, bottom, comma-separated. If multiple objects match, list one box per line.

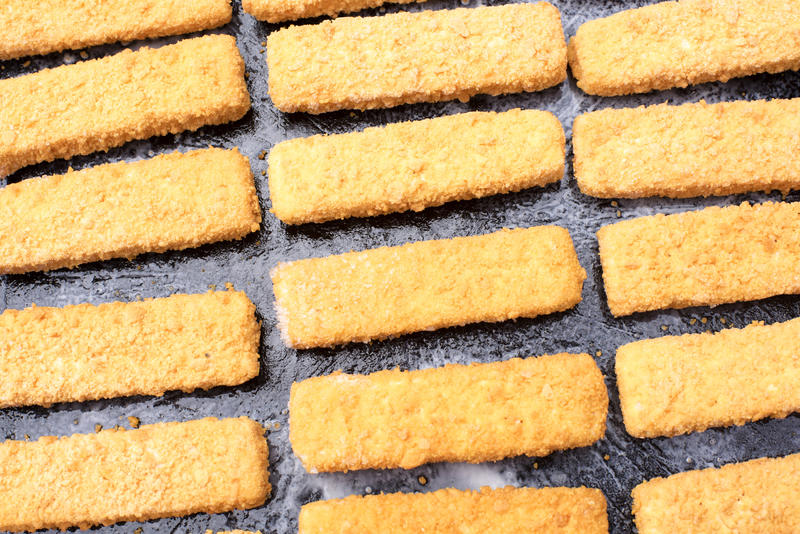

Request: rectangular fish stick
left=0, top=34, right=250, bottom=177
left=243, top=0, right=425, bottom=23
left=272, top=227, right=586, bottom=348
left=568, top=0, right=800, bottom=96
left=290, top=354, right=608, bottom=472
left=0, top=148, right=261, bottom=274
left=0, top=417, right=271, bottom=532
left=267, top=4, right=567, bottom=113
left=300, top=486, right=609, bottom=534
left=574, top=99, right=800, bottom=198
left=617, top=318, right=800, bottom=438
left=269, top=109, right=565, bottom=224
left=1, top=0, right=232, bottom=60
left=597, top=202, right=800, bottom=316
left=0, top=291, right=260, bottom=409
left=633, top=453, right=800, bottom=533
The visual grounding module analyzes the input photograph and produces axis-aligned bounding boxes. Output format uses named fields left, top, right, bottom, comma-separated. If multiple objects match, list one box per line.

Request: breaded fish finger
left=597, top=202, right=800, bottom=316
left=267, top=4, right=567, bottom=113
left=272, top=227, right=586, bottom=348
left=290, top=354, right=607, bottom=472
left=633, top=453, right=800, bottom=533
left=269, top=110, right=565, bottom=224
left=243, top=0, right=425, bottom=23
left=617, top=318, right=800, bottom=438
left=0, top=35, right=250, bottom=178
left=574, top=99, right=800, bottom=198
left=0, top=148, right=261, bottom=274
left=568, top=0, right=800, bottom=96
left=300, top=486, right=609, bottom=533
left=0, top=417, right=270, bottom=532
left=0, top=0, right=232, bottom=60
left=0, top=291, right=260, bottom=409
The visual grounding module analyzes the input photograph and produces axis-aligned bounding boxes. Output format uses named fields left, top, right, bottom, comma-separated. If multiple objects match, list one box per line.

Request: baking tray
left=1, top=1, right=799, bottom=532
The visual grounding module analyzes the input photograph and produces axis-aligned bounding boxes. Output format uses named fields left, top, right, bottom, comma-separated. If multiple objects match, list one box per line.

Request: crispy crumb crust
left=632, top=453, right=800, bottom=533
left=574, top=99, right=800, bottom=198
left=0, top=35, right=250, bottom=178
left=617, top=318, right=800, bottom=438
left=0, top=148, right=261, bottom=274
left=289, top=354, right=607, bottom=472
left=0, top=291, right=260, bottom=409
left=271, top=227, right=586, bottom=349
left=0, top=417, right=270, bottom=532
left=0, top=0, right=232, bottom=60
left=300, top=486, right=608, bottom=533
left=597, top=202, right=800, bottom=316
left=268, top=109, right=565, bottom=224
left=242, top=0, right=424, bottom=22
left=568, top=0, right=800, bottom=96
left=267, top=4, right=566, bottom=113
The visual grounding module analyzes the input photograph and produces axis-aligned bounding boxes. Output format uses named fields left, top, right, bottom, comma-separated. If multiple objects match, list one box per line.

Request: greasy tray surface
left=1, top=1, right=798, bottom=532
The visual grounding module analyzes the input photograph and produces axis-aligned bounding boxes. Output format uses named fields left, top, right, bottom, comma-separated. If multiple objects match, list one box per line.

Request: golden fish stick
left=272, top=227, right=586, bottom=349
left=1, top=0, right=232, bottom=60
left=0, top=291, right=260, bottom=409
left=243, top=0, right=425, bottom=23
left=633, top=454, right=800, bottom=533
left=617, top=318, right=800, bottom=438
left=290, top=354, right=608, bottom=472
left=574, top=99, right=800, bottom=198
left=597, top=202, right=800, bottom=316
left=0, top=417, right=270, bottom=532
left=568, top=0, right=800, bottom=96
left=0, top=34, right=250, bottom=177
left=269, top=109, right=565, bottom=224
left=0, top=148, right=261, bottom=274
left=300, top=486, right=609, bottom=534
left=267, top=4, right=567, bottom=113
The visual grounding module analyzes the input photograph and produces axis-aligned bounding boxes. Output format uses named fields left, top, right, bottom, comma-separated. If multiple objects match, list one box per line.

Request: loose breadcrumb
left=597, top=202, right=800, bottom=316
left=207, top=531, right=262, bottom=534
left=0, top=291, right=260, bottom=408
left=0, top=148, right=261, bottom=274
left=243, top=0, right=424, bottom=23
left=0, top=0, right=232, bottom=60
left=290, top=354, right=607, bottom=472
left=568, top=0, right=800, bottom=96
left=0, top=417, right=270, bottom=532
left=574, top=99, right=800, bottom=198
left=0, top=35, right=250, bottom=178
left=269, top=109, right=565, bottom=224
left=271, top=227, right=586, bottom=348
left=267, top=4, right=567, bottom=113
left=300, top=486, right=608, bottom=533
left=633, top=453, right=800, bottom=533
left=617, top=318, right=800, bottom=438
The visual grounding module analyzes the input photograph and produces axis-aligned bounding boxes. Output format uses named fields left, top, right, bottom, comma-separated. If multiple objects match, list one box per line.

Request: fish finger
left=242, top=0, right=424, bottom=23
left=271, top=227, right=586, bottom=348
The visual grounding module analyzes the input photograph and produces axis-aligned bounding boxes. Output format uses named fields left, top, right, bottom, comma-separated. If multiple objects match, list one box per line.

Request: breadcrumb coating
left=574, top=99, right=800, bottom=198
left=267, top=4, right=567, bottom=113
left=0, top=291, right=260, bottom=409
left=0, top=35, right=250, bottom=178
left=633, top=453, right=800, bottom=533
left=242, top=0, right=424, bottom=23
left=597, top=202, right=800, bottom=316
left=617, top=318, right=800, bottom=438
left=300, top=486, right=608, bottom=533
left=0, top=417, right=271, bottom=532
left=272, top=227, right=586, bottom=349
left=290, top=354, right=607, bottom=472
left=269, top=109, right=564, bottom=224
left=0, top=148, right=261, bottom=274
left=0, top=0, right=232, bottom=60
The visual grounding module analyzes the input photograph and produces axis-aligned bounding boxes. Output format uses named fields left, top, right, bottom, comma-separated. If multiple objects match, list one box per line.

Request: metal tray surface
left=1, top=1, right=799, bottom=532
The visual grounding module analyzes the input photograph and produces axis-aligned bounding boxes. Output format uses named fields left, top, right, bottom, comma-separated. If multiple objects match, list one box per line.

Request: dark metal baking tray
left=1, top=1, right=799, bottom=532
